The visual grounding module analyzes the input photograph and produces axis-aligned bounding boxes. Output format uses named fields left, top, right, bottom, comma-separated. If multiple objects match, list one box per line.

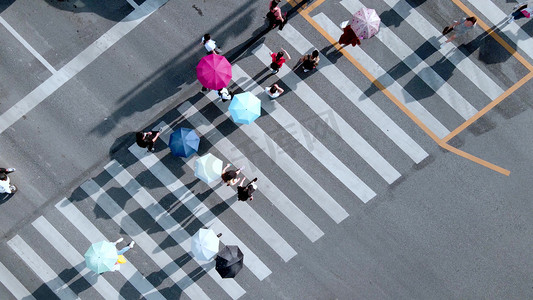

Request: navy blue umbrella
left=169, top=128, right=200, bottom=157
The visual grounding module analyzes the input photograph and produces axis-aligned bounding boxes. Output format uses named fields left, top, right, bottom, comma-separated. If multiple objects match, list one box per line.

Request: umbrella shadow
left=380, top=0, right=427, bottom=29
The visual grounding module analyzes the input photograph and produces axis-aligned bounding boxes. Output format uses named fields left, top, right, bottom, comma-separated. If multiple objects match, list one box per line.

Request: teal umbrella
left=84, top=241, right=117, bottom=274
left=194, top=153, right=223, bottom=183
left=228, top=92, right=261, bottom=124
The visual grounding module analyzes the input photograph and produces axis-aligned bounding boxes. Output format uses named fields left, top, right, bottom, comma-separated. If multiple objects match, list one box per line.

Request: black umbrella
left=215, top=245, right=244, bottom=278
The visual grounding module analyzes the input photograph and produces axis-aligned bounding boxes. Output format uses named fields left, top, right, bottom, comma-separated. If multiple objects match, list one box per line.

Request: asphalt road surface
left=1, top=0, right=533, bottom=299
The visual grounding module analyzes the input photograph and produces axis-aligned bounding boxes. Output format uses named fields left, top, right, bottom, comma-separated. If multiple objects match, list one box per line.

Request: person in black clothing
left=221, top=163, right=244, bottom=186
left=237, top=177, right=258, bottom=201
left=136, top=128, right=162, bottom=152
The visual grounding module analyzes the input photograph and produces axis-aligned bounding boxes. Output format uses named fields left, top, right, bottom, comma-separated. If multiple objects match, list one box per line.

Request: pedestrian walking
left=338, top=23, right=361, bottom=48
left=221, top=163, right=244, bottom=186
left=265, top=83, right=284, bottom=99
left=218, top=87, right=234, bottom=102
left=299, top=49, right=320, bottom=72
left=201, top=33, right=221, bottom=54
left=0, top=168, right=15, bottom=175
left=269, top=48, right=291, bottom=74
left=267, top=0, right=287, bottom=30
left=111, top=238, right=134, bottom=271
left=136, top=128, right=162, bottom=152
left=440, top=16, right=477, bottom=47
left=507, top=1, right=533, bottom=24
left=237, top=177, right=258, bottom=201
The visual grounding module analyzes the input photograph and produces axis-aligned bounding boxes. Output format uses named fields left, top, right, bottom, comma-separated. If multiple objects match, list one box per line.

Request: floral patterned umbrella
left=351, top=8, right=380, bottom=39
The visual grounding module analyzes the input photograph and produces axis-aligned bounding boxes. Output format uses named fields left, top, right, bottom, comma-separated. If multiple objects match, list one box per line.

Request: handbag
left=521, top=9, right=531, bottom=18
left=442, top=26, right=454, bottom=35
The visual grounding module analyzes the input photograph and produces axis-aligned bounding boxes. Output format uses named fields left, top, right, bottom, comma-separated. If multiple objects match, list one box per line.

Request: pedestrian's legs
left=117, top=246, right=130, bottom=255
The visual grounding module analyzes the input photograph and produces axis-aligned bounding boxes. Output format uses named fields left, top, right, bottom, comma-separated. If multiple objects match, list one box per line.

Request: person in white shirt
left=265, top=83, right=284, bottom=99
left=217, top=87, right=234, bottom=102
left=202, top=33, right=221, bottom=54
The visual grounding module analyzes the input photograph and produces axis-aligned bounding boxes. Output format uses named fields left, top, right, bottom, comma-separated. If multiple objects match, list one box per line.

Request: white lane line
left=467, top=0, right=533, bottom=61
left=204, top=87, right=349, bottom=222
left=7, top=235, right=80, bottom=300
left=278, top=24, right=429, bottom=164
left=128, top=135, right=273, bottom=281
left=313, top=13, right=451, bottom=138
left=0, top=0, right=168, bottom=134
left=80, top=180, right=211, bottom=300
left=105, top=160, right=246, bottom=300
left=383, top=0, right=504, bottom=100
left=32, top=217, right=125, bottom=300
left=54, top=199, right=166, bottom=300
left=154, top=122, right=299, bottom=260
left=250, top=43, right=401, bottom=185
left=0, top=261, right=36, bottom=300
left=254, top=45, right=377, bottom=202
left=341, top=0, right=478, bottom=120
left=0, top=17, right=56, bottom=74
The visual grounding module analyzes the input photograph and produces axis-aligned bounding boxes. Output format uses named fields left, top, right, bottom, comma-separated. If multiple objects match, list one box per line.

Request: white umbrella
left=191, top=229, right=219, bottom=261
left=351, top=7, right=381, bottom=39
left=194, top=153, right=223, bottom=183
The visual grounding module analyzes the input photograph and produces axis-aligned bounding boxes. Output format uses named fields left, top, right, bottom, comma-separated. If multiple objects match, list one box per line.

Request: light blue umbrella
left=169, top=128, right=200, bottom=157
left=228, top=92, right=261, bottom=124
left=194, top=153, right=223, bottom=183
left=84, top=241, right=117, bottom=274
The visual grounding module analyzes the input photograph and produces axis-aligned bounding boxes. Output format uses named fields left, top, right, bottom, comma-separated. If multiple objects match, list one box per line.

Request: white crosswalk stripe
left=128, top=139, right=274, bottom=280
left=0, top=261, right=36, bottom=300
left=80, top=179, right=211, bottom=300
left=382, top=0, right=505, bottom=100
left=313, top=12, right=451, bottom=138
left=278, top=24, right=429, bottom=164
left=466, top=0, right=533, bottom=61
left=340, top=0, right=478, bottom=120
left=252, top=45, right=378, bottom=202
left=152, top=123, right=300, bottom=260
left=234, top=48, right=402, bottom=185
left=104, top=160, right=247, bottom=300
left=204, top=82, right=350, bottom=221
left=31, top=216, right=125, bottom=300
left=7, top=235, right=80, bottom=300
left=54, top=198, right=166, bottom=300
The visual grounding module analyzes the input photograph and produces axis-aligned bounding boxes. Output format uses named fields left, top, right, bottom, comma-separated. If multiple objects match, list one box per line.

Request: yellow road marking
left=442, top=71, right=533, bottom=143
left=287, top=0, right=511, bottom=175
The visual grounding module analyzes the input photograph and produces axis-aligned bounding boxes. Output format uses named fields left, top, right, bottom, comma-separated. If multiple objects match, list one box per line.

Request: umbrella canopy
left=228, top=92, right=261, bottom=125
left=84, top=241, right=117, bottom=274
left=196, top=54, right=232, bottom=90
left=194, top=153, right=223, bottom=183
left=215, top=245, right=244, bottom=278
left=351, top=8, right=381, bottom=39
left=191, top=229, right=219, bottom=261
left=169, top=128, right=200, bottom=157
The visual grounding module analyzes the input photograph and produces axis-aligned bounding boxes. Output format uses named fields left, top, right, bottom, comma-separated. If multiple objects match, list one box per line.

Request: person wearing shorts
left=440, top=17, right=477, bottom=47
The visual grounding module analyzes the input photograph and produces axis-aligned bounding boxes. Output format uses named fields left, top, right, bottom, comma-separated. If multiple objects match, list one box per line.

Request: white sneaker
left=303, top=69, right=310, bottom=73
left=128, top=241, right=135, bottom=248
left=508, top=17, right=514, bottom=24
left=6, top=168, right=15, bottom=172
left=113, top=237, right=124, bottom=244
left=439, top=42, right=446, bottom=48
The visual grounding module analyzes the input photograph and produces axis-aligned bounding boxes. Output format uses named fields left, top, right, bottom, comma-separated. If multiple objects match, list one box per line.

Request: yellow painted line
left=451, top=0, right=533, bottom=71
left=442, top=71, right=533, bottom=143
left=289, top=0, right=511, bottom=175
left=440, top=143, right=510, bottom=176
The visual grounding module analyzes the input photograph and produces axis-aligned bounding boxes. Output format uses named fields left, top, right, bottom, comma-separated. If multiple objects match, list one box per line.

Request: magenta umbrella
left=196, top=54, right=232, bottom=90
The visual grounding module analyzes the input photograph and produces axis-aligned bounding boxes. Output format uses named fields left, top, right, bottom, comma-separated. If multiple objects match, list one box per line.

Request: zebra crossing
left=1, top=0, right=526, bottom=298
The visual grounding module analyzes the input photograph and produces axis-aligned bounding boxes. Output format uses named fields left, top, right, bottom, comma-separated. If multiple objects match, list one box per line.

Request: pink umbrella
left=351, top=8, right=381, bottom=39
left=196, top=54, right=232, bottom=90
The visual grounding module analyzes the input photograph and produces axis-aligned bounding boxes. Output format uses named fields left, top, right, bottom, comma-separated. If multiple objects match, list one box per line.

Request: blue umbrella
left=228, top=92, right=261, bottom=124
left=169, top=128, right=200, bottom=157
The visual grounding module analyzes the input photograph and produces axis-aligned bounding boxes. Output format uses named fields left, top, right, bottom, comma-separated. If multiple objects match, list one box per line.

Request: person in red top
left=269, top=48, right=291, bottom=74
